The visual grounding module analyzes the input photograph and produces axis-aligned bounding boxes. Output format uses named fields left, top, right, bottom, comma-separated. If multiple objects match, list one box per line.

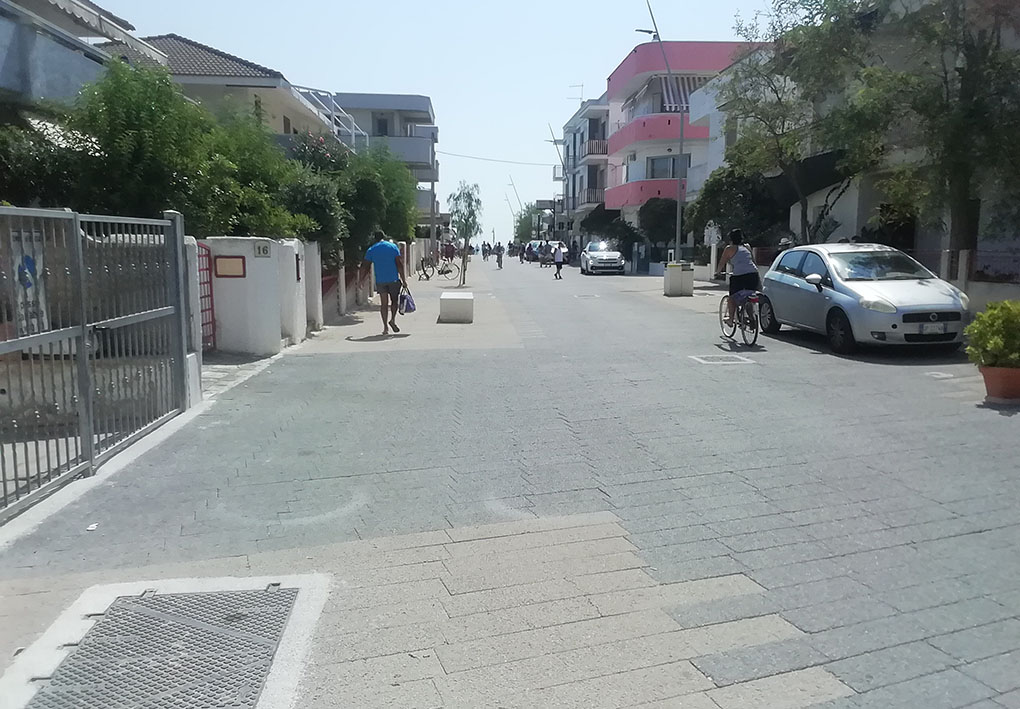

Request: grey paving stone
left=929, top=619, right=1020, bottom=663
left=826, top=641, right=957, bottom=692
left=959, top=651, right=1020, bottom=693
left=850, top=668, right=996, bottom=709
left=783, top=596, right=900, bottom=633
left=666, top=593, right=783, bottom=629
left=693, top=637, right=828, bottom=686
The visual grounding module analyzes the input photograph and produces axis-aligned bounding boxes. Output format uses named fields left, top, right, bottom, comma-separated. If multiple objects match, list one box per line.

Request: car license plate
left=921, top=322, right=947, bottom=335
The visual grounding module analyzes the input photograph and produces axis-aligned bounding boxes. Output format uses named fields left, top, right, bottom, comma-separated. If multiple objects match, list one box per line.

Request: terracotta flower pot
left=979, top=366, right=1020, bottom=402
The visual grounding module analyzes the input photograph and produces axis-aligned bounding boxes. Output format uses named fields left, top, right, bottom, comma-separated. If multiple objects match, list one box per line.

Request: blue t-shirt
left=365, top=240, right=401, bottom=283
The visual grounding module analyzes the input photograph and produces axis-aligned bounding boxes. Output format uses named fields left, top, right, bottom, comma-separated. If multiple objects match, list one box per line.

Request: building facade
left=559, top=94, right=609, bottom=243
left=604, top=41, right=746, bottom=228
left=1, top=0, right=163, bottom=103
left=333, top=93, right=441, bottom=229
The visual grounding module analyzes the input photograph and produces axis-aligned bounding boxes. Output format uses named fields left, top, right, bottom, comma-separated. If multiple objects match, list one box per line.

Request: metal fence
left=0, top=207, right=188, bottom=521
left=197, top=242, right=216, bottom=352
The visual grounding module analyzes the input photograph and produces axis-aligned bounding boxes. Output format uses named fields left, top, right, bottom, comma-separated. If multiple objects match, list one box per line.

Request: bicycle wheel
left=740, top=301, right=759, bottom=346
left=443, top=261, right=461, bottom=281
left=420, top=260, right=435, bottom=280
left=719, top=296, right=736, bottom=338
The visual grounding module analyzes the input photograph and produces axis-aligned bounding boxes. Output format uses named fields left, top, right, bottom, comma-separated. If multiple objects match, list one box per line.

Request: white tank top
left=730, top=245, right=757, bottom=276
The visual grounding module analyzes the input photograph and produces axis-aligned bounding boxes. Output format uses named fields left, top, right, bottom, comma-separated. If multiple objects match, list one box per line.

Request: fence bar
left=71, top=213, right=96, bottom=474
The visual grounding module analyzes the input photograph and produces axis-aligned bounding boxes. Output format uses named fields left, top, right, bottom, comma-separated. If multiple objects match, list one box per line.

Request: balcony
left=605, top=179, right=686, bottom=209
left=608, top=114, right=708, bottom=155
left=607, top=41, right=747, bottom=101
left=581, top=140, right=608, bottom=159
left=580, top=188, right=605, bottom=206
left=370, top=135, right=434, bottom=168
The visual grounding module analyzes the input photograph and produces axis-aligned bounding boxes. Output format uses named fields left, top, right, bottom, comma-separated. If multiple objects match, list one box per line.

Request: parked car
left=526, top=240, right=543, bottom=262
left=580, top=241, right=625, bottom=275
left=759, top=243, right=970, bottom=353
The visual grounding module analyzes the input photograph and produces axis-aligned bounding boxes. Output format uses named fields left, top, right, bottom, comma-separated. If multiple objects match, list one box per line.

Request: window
left=282, top=116, right=291, bottom=134
left=648, top=156, right=676, bottom=179
left=800, top=252, right=828, bottom=282
left=374, top=116, right=390, bottom=137
left=777, top=250, right=806, bottom=275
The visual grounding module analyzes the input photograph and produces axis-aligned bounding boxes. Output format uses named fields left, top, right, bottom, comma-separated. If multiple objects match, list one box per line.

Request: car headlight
left=958, top=291, right=970, bottom=310
left=859, top=297, right=897, bottom=314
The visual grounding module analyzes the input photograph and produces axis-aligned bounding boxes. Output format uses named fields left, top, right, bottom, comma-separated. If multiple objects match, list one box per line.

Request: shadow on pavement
left=202, top=351, right=272, bottom=365
left=977, top=401, right=1020, bottom=417
left=765, top=329, right=970, bottom=366
left=345, top=334, right=411, bottom=342
left=714, top=340, right=768, bottom=354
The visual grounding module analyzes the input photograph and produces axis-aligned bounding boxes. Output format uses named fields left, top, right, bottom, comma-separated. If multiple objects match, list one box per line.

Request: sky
left=100, top=0, right=766, bottom=244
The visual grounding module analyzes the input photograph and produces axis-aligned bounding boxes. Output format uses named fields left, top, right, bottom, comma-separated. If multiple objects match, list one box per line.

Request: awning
left=659, top=75, right=709, bottom=113
left=39, top=0, right=168, bottom=64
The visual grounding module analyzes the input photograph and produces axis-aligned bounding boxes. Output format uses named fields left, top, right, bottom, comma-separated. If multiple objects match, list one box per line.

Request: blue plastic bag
left=398, top=287, right=416, bottom=315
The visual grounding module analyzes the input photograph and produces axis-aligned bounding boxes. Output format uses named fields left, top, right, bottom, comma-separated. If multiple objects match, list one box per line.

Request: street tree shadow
left=714, top=340, right=767, bottom=353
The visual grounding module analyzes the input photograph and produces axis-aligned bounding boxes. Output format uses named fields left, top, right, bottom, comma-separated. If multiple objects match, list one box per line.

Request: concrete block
left=826, top=641, right=956, bottom=692
left=439, top=291, right=474, bottom=323
left=588, top=574, right=763, bottom=616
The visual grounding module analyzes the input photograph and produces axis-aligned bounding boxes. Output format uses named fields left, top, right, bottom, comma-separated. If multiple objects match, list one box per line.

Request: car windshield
left=587, top=242, right=611, bottom=252
left=827, top=251, right=934, bottom=281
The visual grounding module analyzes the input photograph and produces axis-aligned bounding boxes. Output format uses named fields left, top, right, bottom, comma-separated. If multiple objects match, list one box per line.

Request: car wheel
left=759, top=297, right=781, bottom=334
left=827, top=309, right=857, bottom=354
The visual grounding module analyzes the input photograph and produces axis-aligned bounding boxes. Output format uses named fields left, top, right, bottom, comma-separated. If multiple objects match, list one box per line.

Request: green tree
left=338, top=151, right=388, bottom=263
left=371, top=146, right=419, bottom=242
left=579, top=205, right=643, bottom=253
left=637, top=198, right=677, bottom=246
left=686, top=166, right=788, bottom=244
left=514, top=202, right=542, bottom=242
left=68, top=61, right=216, bottom=218
left=448, top=181, right=482, bottom=286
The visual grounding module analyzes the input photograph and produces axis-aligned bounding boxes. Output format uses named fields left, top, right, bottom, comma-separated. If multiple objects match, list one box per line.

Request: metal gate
left=0, top=207, right=188, bottom=522
left=197, top=242, right=216, bottom=352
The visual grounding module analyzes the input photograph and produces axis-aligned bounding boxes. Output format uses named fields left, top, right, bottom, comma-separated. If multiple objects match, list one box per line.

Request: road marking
left=925, top=372, right=955, bottom=379
left=689, top=355, right=756, bottom=365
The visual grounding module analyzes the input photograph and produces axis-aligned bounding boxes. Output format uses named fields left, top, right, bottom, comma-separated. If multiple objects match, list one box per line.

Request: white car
left=581, top=241, right=625, bottom=275
left=759, top=243, right=970, bottom=353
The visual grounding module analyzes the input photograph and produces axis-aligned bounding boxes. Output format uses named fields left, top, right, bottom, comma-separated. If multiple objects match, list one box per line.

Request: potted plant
left=965, top=300, right=1020, bottom=401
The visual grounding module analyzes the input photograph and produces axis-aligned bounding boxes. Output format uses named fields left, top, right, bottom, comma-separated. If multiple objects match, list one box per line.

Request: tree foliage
left=513, top=202, right=543, bottom=242
left=637, top=198, right=677, bottom=246
left=687, top=166, right=789, bottom=244
left=0, top=61, right=419, bottom=268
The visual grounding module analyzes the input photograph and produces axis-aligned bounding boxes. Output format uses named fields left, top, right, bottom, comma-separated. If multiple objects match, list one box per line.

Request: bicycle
left=437, top=257, right=460, bottom=281
left=418, top=255, right=436, bottom=280
left=718, top=286, right=760, bottom=346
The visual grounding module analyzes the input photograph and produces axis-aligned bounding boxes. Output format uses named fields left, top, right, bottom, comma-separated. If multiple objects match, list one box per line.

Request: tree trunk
left=947, top=166, right=976, bottom=252
left=799, top=196, right=810, bottom=243
left=459, top=239, right=469, bottom=286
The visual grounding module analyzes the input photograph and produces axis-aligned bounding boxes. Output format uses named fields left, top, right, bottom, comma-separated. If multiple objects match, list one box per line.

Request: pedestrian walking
left=553, top=242, right=565, bottom=279
left=360, top=230, right=407, bottom=336
left=519, top=243, right=526, bottom=263
left=495, top=242, right=504, bottom=269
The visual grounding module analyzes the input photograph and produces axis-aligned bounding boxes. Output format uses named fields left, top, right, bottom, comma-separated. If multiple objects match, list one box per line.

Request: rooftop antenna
left=568, top=84, right=584, bottom=102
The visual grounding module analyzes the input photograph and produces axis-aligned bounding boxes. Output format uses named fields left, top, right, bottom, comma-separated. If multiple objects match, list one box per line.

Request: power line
left=437, top=150, right=557, bottom=167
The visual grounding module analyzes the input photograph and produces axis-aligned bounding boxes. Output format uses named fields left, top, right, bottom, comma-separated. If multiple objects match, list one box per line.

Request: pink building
left=603, top=41, right=746, bottom=223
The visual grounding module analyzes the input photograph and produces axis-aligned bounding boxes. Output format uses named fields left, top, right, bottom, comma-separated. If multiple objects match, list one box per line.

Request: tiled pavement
left=1, top=260, right=1018, bottom=707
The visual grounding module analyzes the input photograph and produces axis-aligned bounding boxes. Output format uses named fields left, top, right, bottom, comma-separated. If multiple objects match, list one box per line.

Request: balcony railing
left=580, top=188, right=605, bottom=205
left=581, top=139, right=608, bottom=158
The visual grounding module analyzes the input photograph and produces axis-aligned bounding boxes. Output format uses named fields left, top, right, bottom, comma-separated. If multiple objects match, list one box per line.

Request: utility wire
left=437, top=150, right=557, bottom=167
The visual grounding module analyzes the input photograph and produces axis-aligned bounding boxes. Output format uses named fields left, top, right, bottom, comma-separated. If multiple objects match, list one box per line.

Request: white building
left=333, top=93, right=441, bottom=229
left=558, top=94, right=609, bottom=243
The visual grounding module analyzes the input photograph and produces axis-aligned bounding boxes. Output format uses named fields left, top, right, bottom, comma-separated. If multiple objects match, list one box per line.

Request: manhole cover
left=26, top=588, right=298, bottom=709
left=689, top=354, right=756, bottom=364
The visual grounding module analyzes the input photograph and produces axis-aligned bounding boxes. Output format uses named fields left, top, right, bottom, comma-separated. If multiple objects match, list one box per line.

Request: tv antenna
left=569, top=84, right=584, bottom=102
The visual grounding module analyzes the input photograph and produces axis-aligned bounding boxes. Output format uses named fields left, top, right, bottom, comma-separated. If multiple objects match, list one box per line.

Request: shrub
left=965, top=300, right=1020, bottom=368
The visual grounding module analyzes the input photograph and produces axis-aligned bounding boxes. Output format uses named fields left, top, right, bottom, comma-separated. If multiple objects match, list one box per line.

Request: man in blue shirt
left=359, top=231, right=407, bottom=336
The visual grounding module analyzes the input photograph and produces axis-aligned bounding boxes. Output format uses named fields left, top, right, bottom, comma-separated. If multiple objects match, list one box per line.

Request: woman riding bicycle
left=716, top=229, right=760, bottom=324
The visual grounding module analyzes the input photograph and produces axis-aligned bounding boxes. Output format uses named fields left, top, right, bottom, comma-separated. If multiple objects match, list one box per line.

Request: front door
left=786, top=251, right=832, bottom=332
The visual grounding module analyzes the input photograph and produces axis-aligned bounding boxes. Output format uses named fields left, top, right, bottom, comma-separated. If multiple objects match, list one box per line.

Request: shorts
left=729, top=272, right=760, bottom=295
left=376, top=281, right=401, bottom=298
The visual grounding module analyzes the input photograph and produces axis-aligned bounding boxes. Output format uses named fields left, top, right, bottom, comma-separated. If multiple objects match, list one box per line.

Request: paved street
left=1, top=257, right=1018, bottom=708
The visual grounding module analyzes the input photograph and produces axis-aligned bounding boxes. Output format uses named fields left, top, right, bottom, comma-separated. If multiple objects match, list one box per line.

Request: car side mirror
left=804, top=273, right=824, bottom=292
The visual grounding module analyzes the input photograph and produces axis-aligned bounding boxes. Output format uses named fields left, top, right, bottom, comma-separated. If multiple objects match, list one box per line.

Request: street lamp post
left=639, top=0, right=685, bottom=263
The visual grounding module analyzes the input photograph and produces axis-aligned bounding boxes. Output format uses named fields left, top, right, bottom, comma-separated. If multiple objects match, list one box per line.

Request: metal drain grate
left=689, top=354, right=756, bottom=364
left=26, top=588, right=298, bottom=709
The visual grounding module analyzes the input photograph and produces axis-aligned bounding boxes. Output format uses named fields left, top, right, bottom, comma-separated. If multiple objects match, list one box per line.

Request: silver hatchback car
left=760, top=243, right=971, bottom=353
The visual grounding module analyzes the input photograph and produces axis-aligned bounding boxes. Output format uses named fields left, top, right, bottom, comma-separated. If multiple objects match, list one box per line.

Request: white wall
left=304, top=241, right=324, bottom=332
left=202, top=237, right=282, bottom=357
left=788, top=181, right=862, bottom=242
left=277, top=239, right=306, bottom=346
